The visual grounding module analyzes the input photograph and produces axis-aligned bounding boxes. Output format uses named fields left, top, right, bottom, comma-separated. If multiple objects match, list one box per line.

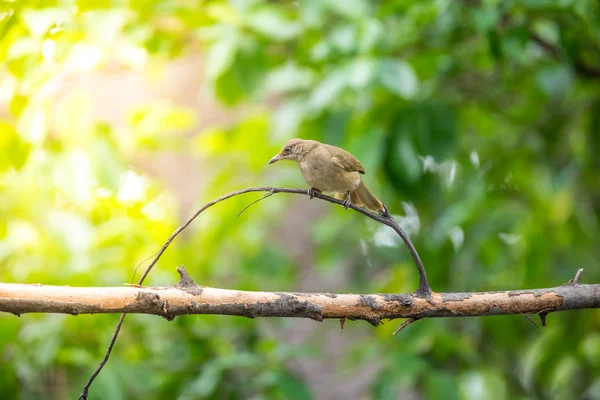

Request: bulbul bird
left=269, top=138, right=388, bottom=215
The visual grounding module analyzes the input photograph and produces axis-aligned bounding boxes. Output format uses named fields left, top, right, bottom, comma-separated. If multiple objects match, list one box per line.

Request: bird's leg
left=307, top=187, right=321, bottom=199
left=342, top=192, right=352, bottom=210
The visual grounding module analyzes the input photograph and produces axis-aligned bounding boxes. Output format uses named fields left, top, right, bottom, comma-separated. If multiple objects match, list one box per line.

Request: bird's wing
left=329, top=147, right=366, bottom=174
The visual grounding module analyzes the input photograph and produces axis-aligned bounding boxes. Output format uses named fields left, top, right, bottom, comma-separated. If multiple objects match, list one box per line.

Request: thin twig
left=78, top=313, right=127, bottom=400
left=573, top=268, right=584, bottom=284
left=79, top=186, right=430, bottom=399
left=393, top=318, right=419, bottom=335
left=236, top=190, right=275, bottom=217
left=521, top=313, right=539, bottom=328
left=130, top=250, right=160, bottom=284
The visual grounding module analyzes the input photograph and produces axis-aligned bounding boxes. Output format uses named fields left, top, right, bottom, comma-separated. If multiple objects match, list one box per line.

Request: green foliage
left=1, top=0, right=599, bottom=399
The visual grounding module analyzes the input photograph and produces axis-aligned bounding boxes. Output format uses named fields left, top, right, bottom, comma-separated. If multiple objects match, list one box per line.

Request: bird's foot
left=342, top=198, right=352, bottom=210
left=307, top=187, right=321, bottom=199
left=379, top=204, right=390, bottom=218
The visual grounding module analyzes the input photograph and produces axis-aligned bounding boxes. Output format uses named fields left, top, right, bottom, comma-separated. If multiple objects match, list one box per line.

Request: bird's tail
left=350, top=181, right=386, bottom=214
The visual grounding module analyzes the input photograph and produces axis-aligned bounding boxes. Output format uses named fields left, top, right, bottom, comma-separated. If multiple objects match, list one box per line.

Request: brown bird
left=269, top=138, right=388, bottom=215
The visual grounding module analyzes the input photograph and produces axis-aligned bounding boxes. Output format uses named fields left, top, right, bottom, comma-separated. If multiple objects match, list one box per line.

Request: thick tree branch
left=2, top=268, right=598, bottom=323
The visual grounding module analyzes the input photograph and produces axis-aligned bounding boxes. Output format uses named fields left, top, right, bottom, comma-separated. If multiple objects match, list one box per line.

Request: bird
left=269, top=138, right=388, bottom=215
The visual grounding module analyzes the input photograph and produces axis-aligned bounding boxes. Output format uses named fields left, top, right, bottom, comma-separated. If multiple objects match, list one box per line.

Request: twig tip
left=393, top=318, right=419, bottom=335
left=521, top=313, right=539, bottom=328
left=573, top=268, right=584, bottom=284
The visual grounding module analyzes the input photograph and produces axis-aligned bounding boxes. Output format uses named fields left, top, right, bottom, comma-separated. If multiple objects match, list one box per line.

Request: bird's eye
left=284, top=146, right=291, bottom=154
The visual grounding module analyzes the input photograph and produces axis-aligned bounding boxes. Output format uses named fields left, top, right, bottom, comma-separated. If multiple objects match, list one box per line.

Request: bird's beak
left=268, top=154, right=281, bottom=164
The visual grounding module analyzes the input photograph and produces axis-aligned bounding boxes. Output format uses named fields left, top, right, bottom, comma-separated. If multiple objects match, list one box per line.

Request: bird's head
left=269, top=138, right=314, bottom=164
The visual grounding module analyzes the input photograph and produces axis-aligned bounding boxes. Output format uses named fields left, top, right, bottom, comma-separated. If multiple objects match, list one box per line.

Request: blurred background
left=1, top=0, right=599, bottom=399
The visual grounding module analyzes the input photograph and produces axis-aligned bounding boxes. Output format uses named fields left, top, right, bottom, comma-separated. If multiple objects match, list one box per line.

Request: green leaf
left=459, top=371, right=508, bottom=400
left=471, top=6, right=500, bottom=33
left=0, top=317, right=19, bottom=350
left=247, top=9, right=302, bottom=41
left=55, top=90, right=92, bottom=144
left=392, top=352, right=429, bottom=380
left=206, top=35, right=238, bottom=80
left=264, top=63, right=317, bottom=94
left=370, top=369, right=401, bottom=400
left=275, top=371, right=313, bottom=400
left=384, top=102, right=457, bottom=189
left=92, top=363, right=125, bottom=400
left=581, top=333, right=600, bottom=368
left=325, top=0, right=369, bottom=19
left=536, top=66, right=573, bottom=98
left=299, top=0, right=327, bottom=27
left=394, top=134, right=421, bottom=182
left=181, top=353, right=262, bottom=398
left=347, top=125, right=384, bottom=173
left=271, top=99, right=307, bottom=140
left=310, top=40, right=331, bottom=61
left=358, top=18, right=384, bottom=53
left=21, top=8, right=69, bottom=37
left=9, top=93, right=28, bottom=117
left=17, top=103, right=47, bottom=144
left=0, top=120, right=30, bottom=171
left=414, top=102, right=457, bottom=160
left=181, top=362, right=222, bottom=397
left=0, top=4, right=14, bottom=35
left=379, top=59, right=419, bottom=98
left=330, top=24, right=357, bottom=53
left=82, top=10, right=127, bottom=42
left=214, top=39, right=267, bottom=104
left=426, top=372, right=460, bottom=400
left=308, top=69, right=347, bottom=112
left=347, top=58, right=376, bottom=88
left=77, top=0, right=112, bottom=12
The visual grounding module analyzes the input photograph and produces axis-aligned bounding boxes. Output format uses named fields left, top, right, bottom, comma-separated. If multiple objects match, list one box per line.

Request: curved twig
left=236, top=189, right=275, bottom=217
left=78, top=314, right=126, bottom=400
left=79, top=186, right=430, bottom=399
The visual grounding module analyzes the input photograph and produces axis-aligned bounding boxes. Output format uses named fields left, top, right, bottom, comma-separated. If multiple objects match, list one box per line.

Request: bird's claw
left=308, top=187, right=320, bottom=199
left=379, top=204, right=390, bottom=217
left=342, top=198, right=351, bottom=210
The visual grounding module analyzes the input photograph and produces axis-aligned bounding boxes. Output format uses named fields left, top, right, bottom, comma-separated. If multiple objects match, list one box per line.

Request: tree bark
left=2, top=268, right=598, bottom=326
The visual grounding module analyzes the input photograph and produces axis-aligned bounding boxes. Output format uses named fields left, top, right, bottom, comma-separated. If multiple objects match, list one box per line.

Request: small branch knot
left=539, top=312, right=548, bottom=327
left=175, top=266, right=203, bottom=296
left=573, top=269, right=584, bottom=285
